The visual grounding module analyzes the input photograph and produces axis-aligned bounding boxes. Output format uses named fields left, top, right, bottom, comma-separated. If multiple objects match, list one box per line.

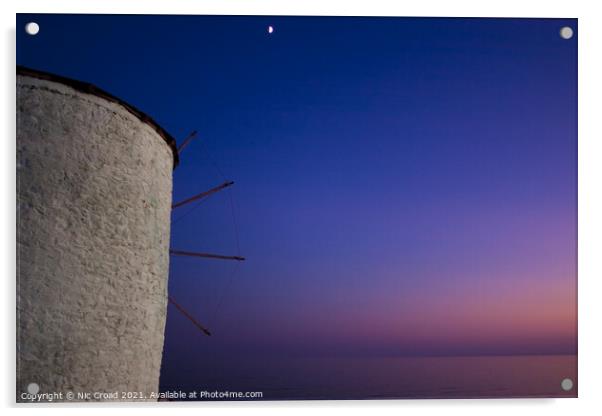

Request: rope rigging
left=167, top=131, right=244, bottom=336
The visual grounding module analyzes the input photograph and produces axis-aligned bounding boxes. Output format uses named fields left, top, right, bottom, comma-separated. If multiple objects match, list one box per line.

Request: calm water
left=161, top=354, right=577, bottom=400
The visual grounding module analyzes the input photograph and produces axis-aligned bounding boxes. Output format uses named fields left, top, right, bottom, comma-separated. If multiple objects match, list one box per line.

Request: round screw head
left=561, top=378, right=574, bottom=391
left=25, top=22, right=40, bottom=36
left=27, top=382, right=40, bottom=395
left=560, top=26, right=573, bottom=40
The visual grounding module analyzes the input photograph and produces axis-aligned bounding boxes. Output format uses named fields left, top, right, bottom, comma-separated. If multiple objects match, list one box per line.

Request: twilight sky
left=17, top=14, right=577, bottom=368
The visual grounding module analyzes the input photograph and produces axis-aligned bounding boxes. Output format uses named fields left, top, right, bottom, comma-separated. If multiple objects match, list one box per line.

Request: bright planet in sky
left=268, top=25, right=274, bottom=34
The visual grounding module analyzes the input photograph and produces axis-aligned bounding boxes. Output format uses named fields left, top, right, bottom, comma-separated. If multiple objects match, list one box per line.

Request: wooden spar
left=177, top=130, right=198, bottom=153
left=172, top=181, right=234, bottom=209
left=170, top=249, right=245, bottom=261
left=168, top=296, right=212, bottom=336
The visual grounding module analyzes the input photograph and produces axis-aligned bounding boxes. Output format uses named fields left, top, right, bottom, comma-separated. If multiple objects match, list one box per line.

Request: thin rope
left=197, top=141, right=243, bottom=328
left=171, top=195, right=209, bottom=226
left=173, top=139, right=243, bottom=329
left=171, top=141, right=232, bottom=226
left=209, top=261, right=240, bottom=328
left=198, top=141, right=244, bottom=385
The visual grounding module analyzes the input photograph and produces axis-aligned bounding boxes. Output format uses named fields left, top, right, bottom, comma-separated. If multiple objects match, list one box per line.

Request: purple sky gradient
left=17, top=15, right=577, bottom=376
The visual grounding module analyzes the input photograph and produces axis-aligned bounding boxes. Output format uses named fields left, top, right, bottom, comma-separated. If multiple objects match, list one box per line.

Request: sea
left=160, top=354, right=577, bottom=400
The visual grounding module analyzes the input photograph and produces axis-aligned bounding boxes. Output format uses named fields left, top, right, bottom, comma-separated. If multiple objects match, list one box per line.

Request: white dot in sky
left=25, top=22, right=40, bottom=36
left=560, top=26, right=573, bottom=40
left=268, top=26, right=274, bottom=34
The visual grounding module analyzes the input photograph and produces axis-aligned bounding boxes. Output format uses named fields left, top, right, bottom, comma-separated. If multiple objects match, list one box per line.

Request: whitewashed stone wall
left=17, top=75, right=174, bottom=401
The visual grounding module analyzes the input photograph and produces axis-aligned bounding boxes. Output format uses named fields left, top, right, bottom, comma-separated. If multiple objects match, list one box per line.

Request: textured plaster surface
left=17, top=75, right=173, bottom=401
